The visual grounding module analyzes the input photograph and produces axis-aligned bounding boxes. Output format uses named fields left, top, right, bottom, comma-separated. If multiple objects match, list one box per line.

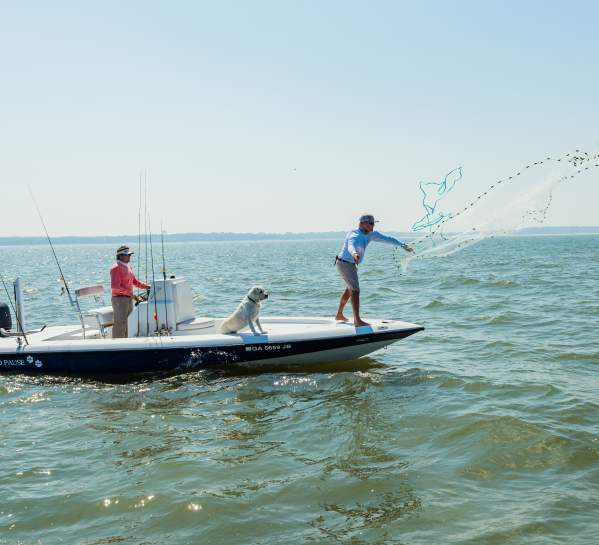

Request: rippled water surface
left=1, top=236, right=598, bottom=544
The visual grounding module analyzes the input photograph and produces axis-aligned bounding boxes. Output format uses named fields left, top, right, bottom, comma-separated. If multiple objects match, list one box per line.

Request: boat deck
left=1, top=316, right=420, bottom=349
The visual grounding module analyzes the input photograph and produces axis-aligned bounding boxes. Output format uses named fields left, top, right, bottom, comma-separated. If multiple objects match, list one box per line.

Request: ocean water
left=1, top=236, right=598, bottom=545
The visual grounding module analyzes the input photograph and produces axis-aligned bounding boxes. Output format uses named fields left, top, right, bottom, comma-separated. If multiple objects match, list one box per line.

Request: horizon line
left=0, top=226, right=598, bottom=246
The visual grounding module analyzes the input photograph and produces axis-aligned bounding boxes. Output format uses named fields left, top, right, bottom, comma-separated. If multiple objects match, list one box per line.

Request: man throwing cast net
left=335, top=214, right=414, bottom=327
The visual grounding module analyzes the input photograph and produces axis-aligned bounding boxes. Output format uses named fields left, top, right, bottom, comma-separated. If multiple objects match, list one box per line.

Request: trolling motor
left=0, top=300, right=12, bottom=335
left=0, top=278, right=30, bottom=342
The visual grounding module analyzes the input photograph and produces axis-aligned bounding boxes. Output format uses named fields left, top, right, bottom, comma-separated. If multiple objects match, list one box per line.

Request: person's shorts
left=336, top=258, right=360, bottom=292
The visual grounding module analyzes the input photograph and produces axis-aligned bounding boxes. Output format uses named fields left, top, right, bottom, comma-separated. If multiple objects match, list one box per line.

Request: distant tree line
left=0, top=227, right=597, bottom=246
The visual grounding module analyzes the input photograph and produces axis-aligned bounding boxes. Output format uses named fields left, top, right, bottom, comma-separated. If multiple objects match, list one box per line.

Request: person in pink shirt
left=110, top=245, right=150, bottom=338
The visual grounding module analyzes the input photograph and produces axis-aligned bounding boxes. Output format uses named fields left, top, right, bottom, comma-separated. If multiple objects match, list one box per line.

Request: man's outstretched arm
left=371, top=231, right=414, bottom=253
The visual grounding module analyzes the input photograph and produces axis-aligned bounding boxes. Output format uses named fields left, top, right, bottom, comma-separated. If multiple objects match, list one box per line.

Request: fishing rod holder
left=13, top=278, right=27, bottom=334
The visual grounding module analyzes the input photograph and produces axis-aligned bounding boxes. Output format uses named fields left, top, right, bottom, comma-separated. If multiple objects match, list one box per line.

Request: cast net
left=395, top=150, right=599, bottom=272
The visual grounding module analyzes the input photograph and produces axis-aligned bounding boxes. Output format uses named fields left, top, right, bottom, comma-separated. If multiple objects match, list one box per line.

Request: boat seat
left=177, top=317, right=215, bottom=331
left=82, top=306, right=114, bottom=336
left=75, top=285, right=113, bottom=338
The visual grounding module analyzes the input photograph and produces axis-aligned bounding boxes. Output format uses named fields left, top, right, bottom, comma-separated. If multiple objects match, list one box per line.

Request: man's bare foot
left=354, top=319, right=370, bottom=327
left=335, top=314, right=349, bottom=321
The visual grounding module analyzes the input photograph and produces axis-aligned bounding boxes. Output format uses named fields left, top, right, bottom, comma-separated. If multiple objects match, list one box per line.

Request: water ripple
left=1, top=236, right=599, bottom=544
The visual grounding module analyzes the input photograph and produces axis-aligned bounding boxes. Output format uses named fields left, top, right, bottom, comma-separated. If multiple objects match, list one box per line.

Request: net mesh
left=395, top=150, right=599, bottom=272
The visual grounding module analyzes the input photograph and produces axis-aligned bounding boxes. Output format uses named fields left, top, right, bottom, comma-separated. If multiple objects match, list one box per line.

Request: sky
left=1, top=0, right=598, bottom=236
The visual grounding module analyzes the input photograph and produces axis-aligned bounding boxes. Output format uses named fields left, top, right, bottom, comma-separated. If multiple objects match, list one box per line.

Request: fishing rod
left=144, top=172, right=150, bottom=336
left=0, top=274, right=28, bottom=345
left=147, top=192, right=159, bottom=335
left=137, top=172, right=142, bottom=336
left=160, top=221, right=169, bottom=333
left=28, top=187, right=82, bottom=326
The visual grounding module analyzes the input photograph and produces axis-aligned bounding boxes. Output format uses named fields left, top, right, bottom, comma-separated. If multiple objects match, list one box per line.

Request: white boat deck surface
left=0, top=316, right=421, bottom=354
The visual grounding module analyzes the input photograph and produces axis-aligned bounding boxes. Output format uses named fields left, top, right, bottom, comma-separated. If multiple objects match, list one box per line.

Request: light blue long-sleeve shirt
left=338, top=228, right=404, bottom=265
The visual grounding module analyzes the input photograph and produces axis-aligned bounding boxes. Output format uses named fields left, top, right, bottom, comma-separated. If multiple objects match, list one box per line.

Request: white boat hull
left=0, top=316, right=423, bottom=376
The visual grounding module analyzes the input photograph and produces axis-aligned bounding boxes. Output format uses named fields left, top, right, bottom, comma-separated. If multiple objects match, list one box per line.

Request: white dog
left=219, top=286, right=269, bottom=335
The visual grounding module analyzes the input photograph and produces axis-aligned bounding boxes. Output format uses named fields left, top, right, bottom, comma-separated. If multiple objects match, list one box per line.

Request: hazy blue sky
left=1, top=0, right=598, bottom=236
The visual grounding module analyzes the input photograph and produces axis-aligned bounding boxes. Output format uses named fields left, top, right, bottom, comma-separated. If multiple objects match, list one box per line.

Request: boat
left=0, top=275, right=423, bottom=377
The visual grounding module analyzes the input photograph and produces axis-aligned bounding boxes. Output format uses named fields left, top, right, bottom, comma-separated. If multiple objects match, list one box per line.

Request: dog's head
left=248, top=286, right=269, bottom=302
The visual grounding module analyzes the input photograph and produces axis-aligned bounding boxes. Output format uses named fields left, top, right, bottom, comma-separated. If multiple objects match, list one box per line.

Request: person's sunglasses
left=368, top=222, right=375, bottom=225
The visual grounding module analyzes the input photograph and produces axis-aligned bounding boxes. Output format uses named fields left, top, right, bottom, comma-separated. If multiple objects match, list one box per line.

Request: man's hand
left=403, top=244, right=415, bottom=254
left=353, top=252, right=360, bottom=264
left=133, top=294, right=143, bottom=302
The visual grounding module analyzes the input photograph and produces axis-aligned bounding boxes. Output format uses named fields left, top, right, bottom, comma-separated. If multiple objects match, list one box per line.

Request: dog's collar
left=246, top=295, right=258, bottom=304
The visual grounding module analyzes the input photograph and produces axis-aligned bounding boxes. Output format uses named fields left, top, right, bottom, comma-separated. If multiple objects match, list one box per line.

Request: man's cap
left=116, top=244, right=134, bottom=256
left=359, top=214, right=379, bottom=224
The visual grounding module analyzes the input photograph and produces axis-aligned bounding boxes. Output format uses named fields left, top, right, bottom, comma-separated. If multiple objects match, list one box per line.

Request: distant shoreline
left=0, top=227, right=598, bottom=246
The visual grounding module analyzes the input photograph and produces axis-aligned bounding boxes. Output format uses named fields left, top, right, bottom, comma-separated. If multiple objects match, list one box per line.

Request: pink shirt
left=110, top=260, right=149, bottom=297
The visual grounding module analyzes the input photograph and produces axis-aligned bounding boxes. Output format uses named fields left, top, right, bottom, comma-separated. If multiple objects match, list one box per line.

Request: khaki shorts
left=336, top=258, right=360, bottom=292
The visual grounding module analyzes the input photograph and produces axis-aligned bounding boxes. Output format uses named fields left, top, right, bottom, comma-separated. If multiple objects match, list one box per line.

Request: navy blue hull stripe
left=0, top=327, right=423, bottom=376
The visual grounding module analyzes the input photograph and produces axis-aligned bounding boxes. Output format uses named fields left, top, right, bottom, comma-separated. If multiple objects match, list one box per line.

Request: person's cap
left=116, top=244, right=134, bottom=256
left=359, top=214, right=378, bottom=224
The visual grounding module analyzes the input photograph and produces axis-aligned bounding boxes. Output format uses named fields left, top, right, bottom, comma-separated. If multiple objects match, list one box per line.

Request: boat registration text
left=245, top=344, right=292, bottom=352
